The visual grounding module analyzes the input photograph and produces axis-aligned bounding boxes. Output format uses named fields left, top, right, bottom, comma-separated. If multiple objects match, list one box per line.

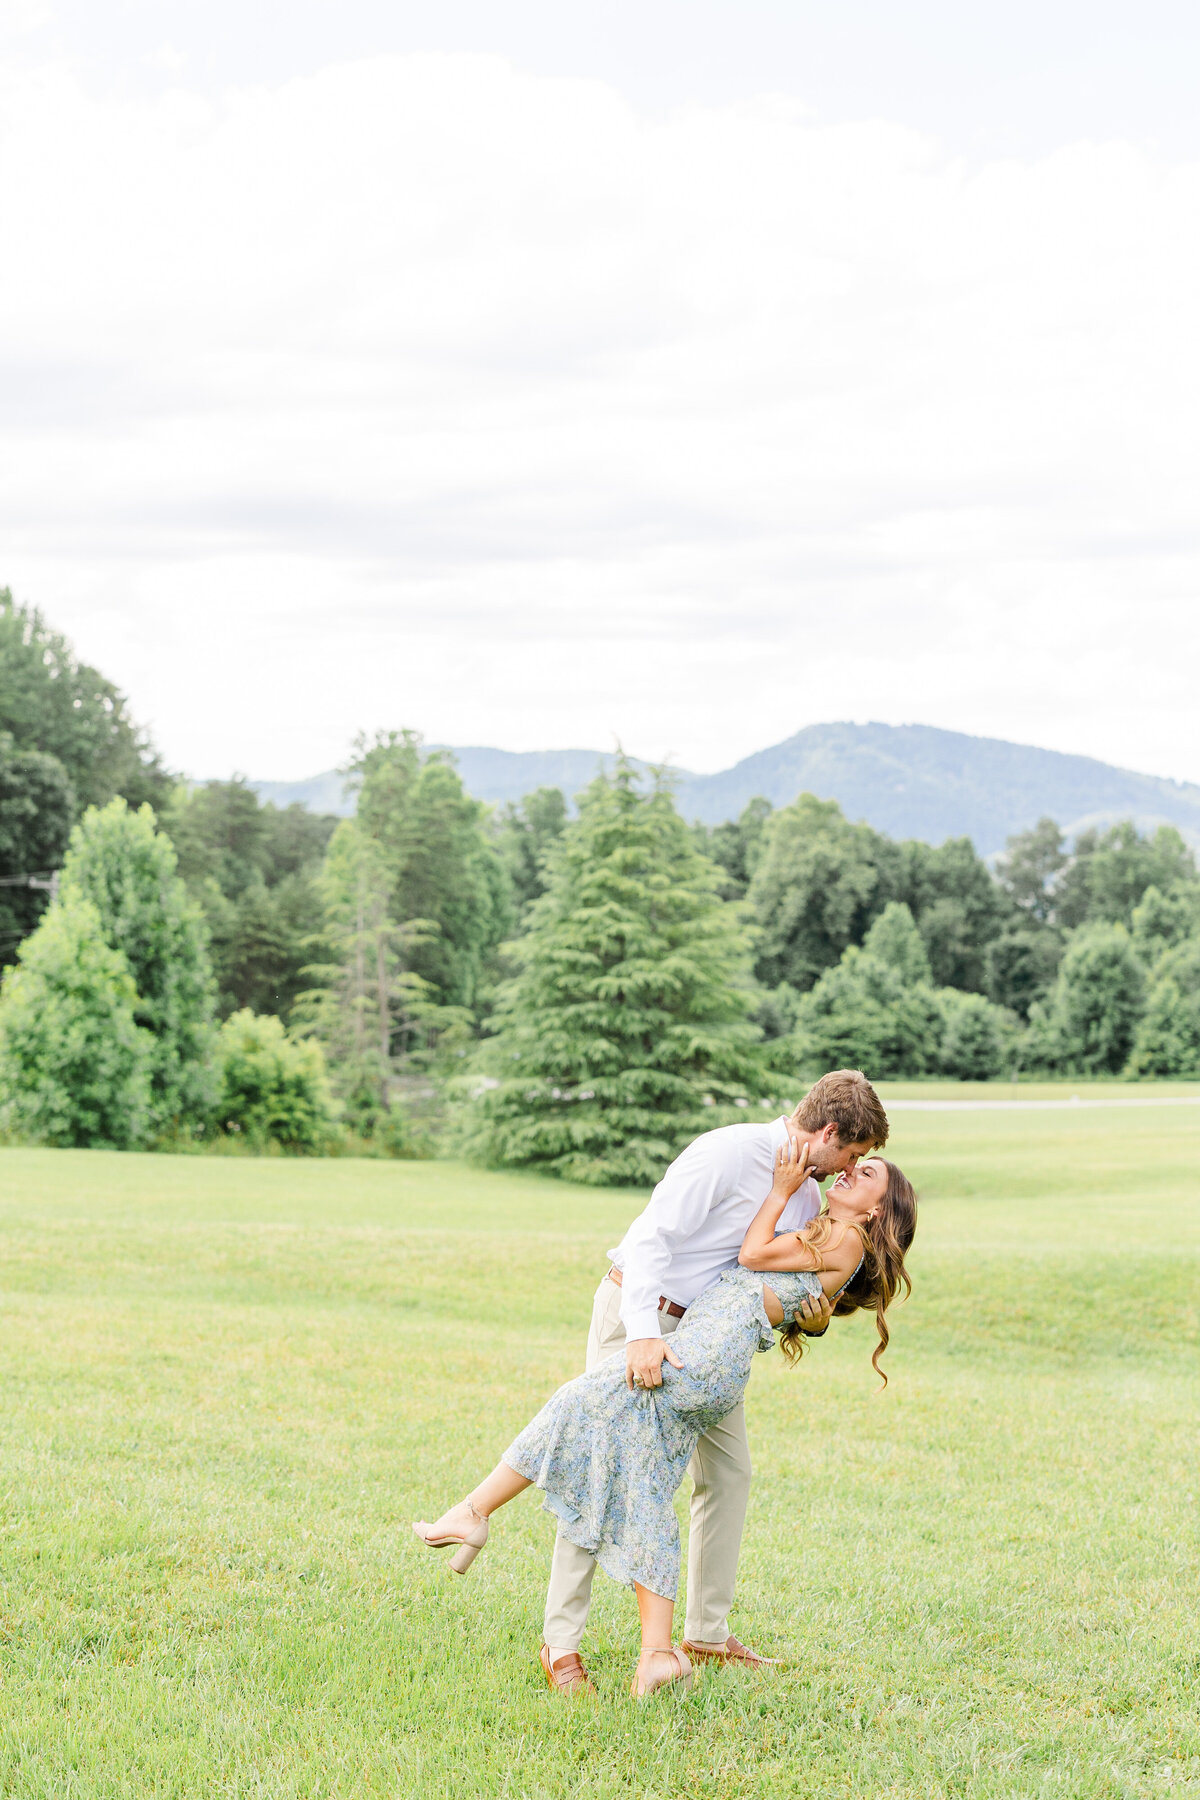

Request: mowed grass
left=0, top=1103, right=1197, bottom=1800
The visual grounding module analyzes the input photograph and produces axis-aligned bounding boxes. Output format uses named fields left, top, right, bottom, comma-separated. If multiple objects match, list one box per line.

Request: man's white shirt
left=607, top=1117, right=821, bottom=1340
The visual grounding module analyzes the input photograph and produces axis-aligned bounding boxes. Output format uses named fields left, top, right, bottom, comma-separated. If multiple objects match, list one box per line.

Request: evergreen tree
left=297, top=820, right=471, bottom=1130
left=349, top=731, right=511, bottom=1010
left=60, top=800, right=215, bottom=1133
left=471, top=762, right=766, bottom=1186
left=0, top=896, right=152, bottom=1148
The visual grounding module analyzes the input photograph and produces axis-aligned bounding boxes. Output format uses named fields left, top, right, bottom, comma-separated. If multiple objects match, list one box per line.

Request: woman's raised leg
left=412, top=1461, right=531, bottom=1574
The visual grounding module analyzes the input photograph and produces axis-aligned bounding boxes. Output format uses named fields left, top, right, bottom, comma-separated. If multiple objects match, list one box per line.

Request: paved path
left=887, top=1094, right=1200, bottom=1112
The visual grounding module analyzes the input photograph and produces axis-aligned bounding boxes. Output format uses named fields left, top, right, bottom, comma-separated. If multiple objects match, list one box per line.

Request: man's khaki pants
left=542, top=1276, right=751, bottom=1652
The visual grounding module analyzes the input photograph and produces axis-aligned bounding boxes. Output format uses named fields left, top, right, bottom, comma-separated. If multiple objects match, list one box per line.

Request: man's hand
left=795, top=1291, right=834, bottom=1336
left=626, top=1336, right=684, bottom=1390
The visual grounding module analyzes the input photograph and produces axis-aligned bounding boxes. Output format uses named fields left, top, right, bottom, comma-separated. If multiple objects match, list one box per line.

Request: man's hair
left=794, top=1069, right=888, bottom=1149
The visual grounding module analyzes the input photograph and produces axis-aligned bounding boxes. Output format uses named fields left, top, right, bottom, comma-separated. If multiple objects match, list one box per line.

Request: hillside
left=252, top=723, right=1200, bottom=856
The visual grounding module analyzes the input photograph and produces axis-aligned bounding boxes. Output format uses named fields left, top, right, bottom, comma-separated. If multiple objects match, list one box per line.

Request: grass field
left=0, top=1099, right=1198, bottom=1799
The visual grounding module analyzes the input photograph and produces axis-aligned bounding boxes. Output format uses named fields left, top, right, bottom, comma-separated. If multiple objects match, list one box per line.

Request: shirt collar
left=769, top=1115, right=792, bottom=1149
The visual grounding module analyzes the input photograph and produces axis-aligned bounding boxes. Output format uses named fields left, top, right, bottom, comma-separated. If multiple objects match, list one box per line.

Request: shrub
left=213, top=1010, right=339, bottom=1154
left=0, top=897, right=152, bottom=1148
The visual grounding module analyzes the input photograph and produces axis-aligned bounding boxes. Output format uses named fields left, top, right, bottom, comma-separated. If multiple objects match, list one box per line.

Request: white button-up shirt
left=607, top=1116, right=822, bottom=1340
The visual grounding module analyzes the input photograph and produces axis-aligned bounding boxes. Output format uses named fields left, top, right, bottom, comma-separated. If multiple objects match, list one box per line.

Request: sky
left=2, top=1, right=1200, bottom=783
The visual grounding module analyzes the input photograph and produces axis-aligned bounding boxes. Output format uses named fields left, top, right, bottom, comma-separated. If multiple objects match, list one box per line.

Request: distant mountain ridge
left=250, top=723, right=1200, bottom=858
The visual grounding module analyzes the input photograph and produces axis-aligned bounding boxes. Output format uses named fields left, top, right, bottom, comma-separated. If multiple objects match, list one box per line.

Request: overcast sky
left=3, top=1, right=1200, bottom=783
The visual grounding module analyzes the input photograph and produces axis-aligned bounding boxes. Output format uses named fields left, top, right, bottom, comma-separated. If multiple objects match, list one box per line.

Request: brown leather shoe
left=681, top=1633, right=780, bottom=1670
left=539, top=1644, right=597, bottom=1695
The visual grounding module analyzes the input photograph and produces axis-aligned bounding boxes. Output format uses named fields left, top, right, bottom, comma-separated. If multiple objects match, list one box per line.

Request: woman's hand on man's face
left=772, top=1136, right=811, bottom=1197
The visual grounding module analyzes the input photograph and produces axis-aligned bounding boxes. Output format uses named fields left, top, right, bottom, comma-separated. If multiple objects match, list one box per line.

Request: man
left=539, top=1068, right=889, bottom=1696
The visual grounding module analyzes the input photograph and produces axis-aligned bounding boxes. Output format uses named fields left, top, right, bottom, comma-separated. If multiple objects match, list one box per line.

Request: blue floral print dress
left=503, top=1265, right=821, bottom=1600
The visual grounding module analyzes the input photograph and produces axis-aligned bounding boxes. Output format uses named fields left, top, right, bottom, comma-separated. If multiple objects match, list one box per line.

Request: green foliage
left=984, top=926, right=1062, bottom=1020
left=883, top=836, right=1013, bottom=992
left=749, top=793, right=887, bottom=991
left=996, top=816, right=1068, bottom=924
left=1057, top=822, right=1196, bottom=929
left=749, top=797, right=1012, bottom=997
left=1028, top=923, right=1146, bottom=1074
left=162, top=779, right=336, bottom=1023
left=1125, top=940, right=1200, bottom=1077
left=1130, top=882, right=1200, bottom=966
left=60, top=800, right=216, bottom=1132
left=0, top=589, right=168, bottom=814
left=471, top=761, right=766, bottom=1185
left=862, top=901, right=933, bottom=986
left=298, top=821, right=472, bottom=1132
left=0, top=732, right=75, bottom=959
left=699, top=796, right=773, bottom=900
left=938, top=989, right=1009, bottom=1080
left=491, top=786, right=568, bottom=917
left=791, top=947, right=943, bottom=1079
left=212, top=1010, right=338, bottom=1154
left=350, top=731, right=511, bottom=1010
left=0, top=897, right=151, bottom=1147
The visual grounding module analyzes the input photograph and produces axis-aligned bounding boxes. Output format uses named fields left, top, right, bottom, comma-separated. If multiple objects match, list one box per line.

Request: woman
left=414, top=1139, right=916, bottom=1697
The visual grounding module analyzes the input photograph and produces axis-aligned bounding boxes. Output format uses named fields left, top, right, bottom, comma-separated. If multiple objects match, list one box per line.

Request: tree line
left=2, top=589, right=1199, bottom=1179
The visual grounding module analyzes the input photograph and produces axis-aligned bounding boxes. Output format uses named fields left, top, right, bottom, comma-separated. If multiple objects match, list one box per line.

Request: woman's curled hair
left=779, top=1160, right=917, bottom=1386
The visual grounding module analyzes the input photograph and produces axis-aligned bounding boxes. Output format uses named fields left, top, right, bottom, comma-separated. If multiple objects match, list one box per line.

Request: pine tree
left=348, top=731, right=511, bottom=1011
left=60, top=800, right=216, bottom=1133
left=471, top=761, right=766, bottom=1186
left=296, top=819, right=471, bottom=1129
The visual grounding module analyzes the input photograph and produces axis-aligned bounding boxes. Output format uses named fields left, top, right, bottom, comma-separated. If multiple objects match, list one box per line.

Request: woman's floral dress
left=503, top=1266, right=821, bottom=1600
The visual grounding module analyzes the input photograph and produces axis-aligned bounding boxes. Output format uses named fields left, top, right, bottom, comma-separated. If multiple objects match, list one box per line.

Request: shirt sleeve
left=776, top=1177, right=821, bottom=1235
left=617, top=1131, right=745, bottom=1340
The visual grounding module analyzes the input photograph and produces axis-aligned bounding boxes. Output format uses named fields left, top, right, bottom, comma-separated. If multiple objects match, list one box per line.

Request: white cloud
left=1, top=48, right=1199, bottom=782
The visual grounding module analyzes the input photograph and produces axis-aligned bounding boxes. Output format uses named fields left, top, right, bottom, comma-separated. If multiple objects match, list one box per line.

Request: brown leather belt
left=607, top=1267, right=687, bottom=1320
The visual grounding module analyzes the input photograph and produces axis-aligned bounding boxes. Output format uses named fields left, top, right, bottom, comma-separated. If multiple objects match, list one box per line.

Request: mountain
left=251, top=723, right=1200, bottom=857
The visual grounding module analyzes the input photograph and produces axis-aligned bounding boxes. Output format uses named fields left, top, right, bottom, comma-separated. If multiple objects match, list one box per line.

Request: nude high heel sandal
left=411, top=1500, right=489, bottom=1575
left=631, top=1646, right=693, bottom=1699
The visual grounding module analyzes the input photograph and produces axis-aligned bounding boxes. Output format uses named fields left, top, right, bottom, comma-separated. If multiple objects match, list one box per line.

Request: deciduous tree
left=60, top=800, right=215, bottom=1133
left=0, top=896, right=152, bottom=1147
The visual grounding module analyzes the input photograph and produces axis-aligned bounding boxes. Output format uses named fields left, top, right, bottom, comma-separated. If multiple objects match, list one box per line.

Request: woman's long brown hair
left=779, top=1160, right=917, bottom=1386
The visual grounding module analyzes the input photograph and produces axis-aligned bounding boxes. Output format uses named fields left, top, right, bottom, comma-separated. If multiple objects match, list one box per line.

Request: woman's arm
left=739, top=1140, right=822, bottom=1270
left=738, top=1144, right=862, bottom=1289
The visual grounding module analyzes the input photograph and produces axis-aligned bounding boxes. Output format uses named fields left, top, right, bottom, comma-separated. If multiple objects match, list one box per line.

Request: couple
left=414, top=1069, right=917, bottom=1698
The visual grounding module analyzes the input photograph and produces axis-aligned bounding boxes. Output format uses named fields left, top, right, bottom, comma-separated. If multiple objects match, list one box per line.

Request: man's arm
left=619, top=1130, right=744, bottom=1390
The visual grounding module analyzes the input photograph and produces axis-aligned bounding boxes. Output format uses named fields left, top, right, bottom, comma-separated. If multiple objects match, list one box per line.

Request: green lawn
left=0, top=1100, right=1197, bottom=1799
